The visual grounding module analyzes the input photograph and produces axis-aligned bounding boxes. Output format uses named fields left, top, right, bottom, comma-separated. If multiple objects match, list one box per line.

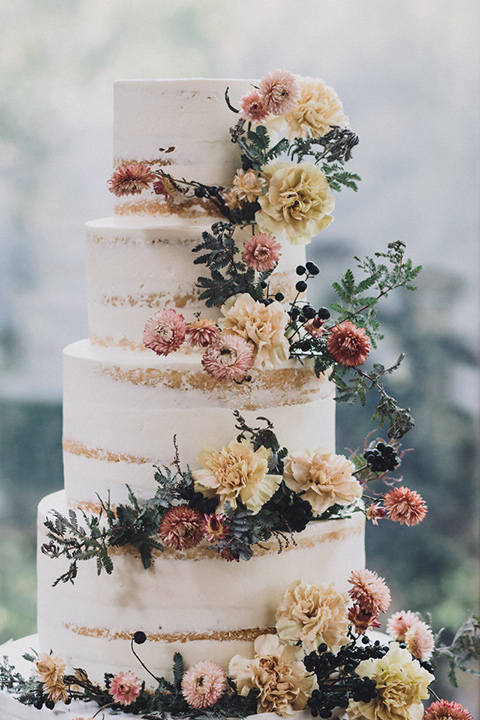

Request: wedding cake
left=3, top=72, right=469, bottom=720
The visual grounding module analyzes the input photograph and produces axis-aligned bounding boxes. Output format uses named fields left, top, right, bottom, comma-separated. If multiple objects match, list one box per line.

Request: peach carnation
left=283, top=77, right=349, bottom=140
left=347, top=642, right=434, bottom=720
left=424, top=700, right=473, bottom=720
left=159, top=506, right=204, bottom=551
left=326, top=321, right=370, bottom=367
left=143, top=308, right=187, bottom=356
left=187, top=318, right=220, bottom=348
left=383, top=486, right=427, bottom=526
left=242, top=233, right=282, bottom=272
left=386, top=609, right=421, bottom=641
left=258, top=70, right=300, bottom=116
left=283, top=448, right=362, bottom=516
left=232, top=168, right=266, bottom=203
left=35, top=652, right=66, bottom=687
left=192, top=439, right=281, bottom=514
left=201, top=334, right=254, bottom=381
left=405, top=619, right=435, bottom=661
left=229, top=633, right=314, bottom=717
left=256, top=161, right=334, bottom=245
left=181, top=660, right=227, bottom=709
left=348, top=568, right=391, bottom=615
left=108, top=163, right=155, bottom=197
left=276, top=580, right=349, bottom=653
left=109, top=671, right=141, bottom=706
left=240, top=89, right=269, bottom=123
left=221, top=293, right=289, bottom=370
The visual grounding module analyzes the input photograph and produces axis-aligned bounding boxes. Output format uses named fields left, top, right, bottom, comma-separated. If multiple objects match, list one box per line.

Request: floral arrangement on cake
left=109, top=70, right=421, bottom=441
left=1, top=570, right=478, bottom=718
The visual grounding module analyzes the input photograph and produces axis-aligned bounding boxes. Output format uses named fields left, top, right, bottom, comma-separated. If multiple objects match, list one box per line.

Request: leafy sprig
left=433, top=614, right=480, bottom=687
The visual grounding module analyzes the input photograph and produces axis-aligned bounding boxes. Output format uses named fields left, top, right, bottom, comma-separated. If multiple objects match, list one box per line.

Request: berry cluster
left=364, top=442, right=400, bottom=472
left=305, top=638, right=386, bottom=718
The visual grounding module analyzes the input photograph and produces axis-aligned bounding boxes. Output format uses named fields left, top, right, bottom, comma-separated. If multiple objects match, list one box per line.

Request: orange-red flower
left=326, top=321, right=370, bottom=366
left=348, top=568, right=391, bottom=614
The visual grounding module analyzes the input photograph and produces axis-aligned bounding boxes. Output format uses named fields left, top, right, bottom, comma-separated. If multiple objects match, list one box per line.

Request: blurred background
left=0, top=0, right=478, bottom=711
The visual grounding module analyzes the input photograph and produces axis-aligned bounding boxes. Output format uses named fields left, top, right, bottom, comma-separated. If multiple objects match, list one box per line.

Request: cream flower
left=192, top=439, right=281, bottom=514
left=35, top=652, right=66, bottom=686
left=229, top=633, right=314, bottom=717
left=347, top=642, right=434, bottom=720
left=283, top=448, right=362, bottom=515
left=275, top=580, right=349, bottom=653
left=221, top=293, right=289, bottom=370
left=256, top=162, right=334, bottom=245
left=232, top=168, right=266, bottom=203
left=283, top=77, right=349, bottom=139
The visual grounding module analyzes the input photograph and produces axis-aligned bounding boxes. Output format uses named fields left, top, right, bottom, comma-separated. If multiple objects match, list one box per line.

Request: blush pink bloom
left=143, top=308, right=187, bottom=356
left=109, top=671, right=141, bottom=706
left=424, top=700, right=473, bottom=720
left=383, top=486, right=427, bottom=526
left=258, top=70, right=300, bottom=116
left=348, top=568, right=391, bottom=614
left=202, top=513, right=229, bottom=542
left=240, top=90, right=269, bottom=123
left=365, top=502, right=386, bottom=525
left=386, top=609, right=421, bottom=641
left=181, top=660, right=227, bottom=709
left=202, top=335, right=254, bottom=382
left=304, top=317, right=326, bottom=338
left=159, top=506, right=204, bottom=551
left=405, top=619, right=435, bottom=661
left=326, top=321, right=371, bottom=367
left=108, top=163, right=155, bottom=197
left=242, top=233, right=282, bottom=272
left=187, top=318, right=220, bottom=348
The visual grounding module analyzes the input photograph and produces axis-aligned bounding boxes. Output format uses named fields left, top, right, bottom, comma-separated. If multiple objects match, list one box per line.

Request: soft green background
left=0, top=0, right=478, bottom=710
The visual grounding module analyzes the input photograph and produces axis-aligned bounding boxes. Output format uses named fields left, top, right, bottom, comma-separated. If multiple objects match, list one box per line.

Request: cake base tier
left=37, top=490, right=365, bottom=683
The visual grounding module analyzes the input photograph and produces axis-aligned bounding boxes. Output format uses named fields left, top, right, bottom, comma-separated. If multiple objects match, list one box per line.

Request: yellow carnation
left=347, top=642, right=434, bottom=720
left=276, top=580, right=349, bottom=653
left=284, top=77, right=349, bottom=139
left=192, top=439, right=281, bottom=514
left=256, top=162, right=334, bottom=245
left=229, top=634, right=314, bottom=717
left=221, top=293, right=289, bottom=370
left=283, top=448, right=362, bottom=515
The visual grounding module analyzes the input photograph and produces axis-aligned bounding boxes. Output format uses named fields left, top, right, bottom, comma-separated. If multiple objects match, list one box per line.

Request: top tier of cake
left=113, top=78, right=252, bottom=221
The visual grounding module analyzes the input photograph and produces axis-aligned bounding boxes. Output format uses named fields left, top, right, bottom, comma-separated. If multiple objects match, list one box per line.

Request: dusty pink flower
left=143, top=308, right=187, bottom=356
left=383, top=486, right=427, bottom=526
left=202, top=513, right=229, bottom=541
left=326, top=321, right=370, bottom=367
left=242, top=233, right=282, bottom=272
left=366, top=502, right=386, bottom=525
left=108, top=163, right=155, bottom=197
left=181, top=661, right=227, bottom=709
left=348, top=568, right=391, bottom=614
left=405, top=619, right=435, bottom=661
left=240, top=90, right=269, bottom=123
left=109, top=671, right=141, bottom=706
left=304, top=317, right=326, bottom=338
left=153, top=175, right=175, bottom=198
left=202, top=334, right=254, bottom=382
left=386, top=610, right=421, bottom=641
left=159, top=506, right=204, bottom=551
left=258, top=70, right=300, bottom=116
left=424, top=699, right=473, bottom=720
left=348, top=604, right=380, bottom=633
left=187, top=318, right=220, bottom=348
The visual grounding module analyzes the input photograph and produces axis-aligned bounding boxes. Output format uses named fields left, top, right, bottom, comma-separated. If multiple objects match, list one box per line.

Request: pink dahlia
left=348, top=568, right=391, bottom=614
left=143, top=308, right=187, bottom=356
left=365, top=502, right=386, bottom=525
left=159, top=506, right=204, bottom=551
left=202, top=335, right=254, bottom=382
left=202, top=513, right=229, bottom=542
left=326, top=321, right=371, bottom=367
left=405, top=619, right=435, bottom=660
left=383, top=486, right=427, bottom=526
left=109, top=671, right=141, bottom=706
left=181, top=660, right=227, bottom=709
left=258, top=70, right=300, bottom=116
left=242, top=233, right=282, bottom=272
left=187, top=318, right=220, bottom=349
left=348, top=604, right=380, bottom=633
left=424, top=699, right=473, bottom=720
left=240, top=90, right=269, bottom=123
left=386, top=609, right=420, bottom=641
left=108, top=163, right=155, bottom=197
